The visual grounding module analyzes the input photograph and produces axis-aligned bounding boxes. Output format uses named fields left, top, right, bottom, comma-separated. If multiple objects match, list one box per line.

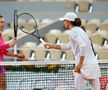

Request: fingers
left=44, top=44, right=50, bottom=49
left=73, top=63, right=83, bottom=73
left=20, top=55, right=25, bottom=58
left=73, top=66, right=81, bottom=73
left=21, top=56, right=28, bottom=61
left=23, top=56, right=29, bottom=60
left=18, top=54, right=28, bottom=60
left=17, top=54, right=25, bottom=58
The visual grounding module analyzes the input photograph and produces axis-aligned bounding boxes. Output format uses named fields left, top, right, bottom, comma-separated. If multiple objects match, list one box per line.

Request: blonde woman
left=0, top=15, right=26, bottom=90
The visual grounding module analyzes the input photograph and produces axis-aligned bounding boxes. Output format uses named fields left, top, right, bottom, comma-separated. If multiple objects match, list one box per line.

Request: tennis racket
left=14, top=9, right=18, bottom=40
left=18, top=12, right=46, bottom=44
left=13, top=10, right=18, bottom=57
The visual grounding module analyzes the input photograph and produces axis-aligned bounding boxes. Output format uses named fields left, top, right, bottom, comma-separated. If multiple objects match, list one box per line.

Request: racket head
left=18, top=12, right=46, bottom=44
left=18, top=13, right=38, bottom=34
left=14, top=9, right=18, bottom=39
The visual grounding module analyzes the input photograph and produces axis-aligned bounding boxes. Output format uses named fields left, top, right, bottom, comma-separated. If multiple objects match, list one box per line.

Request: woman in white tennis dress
left=44, top=12, right=101, bottom=90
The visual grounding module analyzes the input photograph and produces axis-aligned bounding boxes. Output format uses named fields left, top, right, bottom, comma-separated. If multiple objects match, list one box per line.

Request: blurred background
left=0, top=0, right=108, bottom=61
left=0, top=0, right=108, bottom=90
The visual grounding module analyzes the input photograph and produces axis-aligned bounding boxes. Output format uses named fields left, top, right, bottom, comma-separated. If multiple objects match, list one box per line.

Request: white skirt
left=80, top=63, right=101, bottom=79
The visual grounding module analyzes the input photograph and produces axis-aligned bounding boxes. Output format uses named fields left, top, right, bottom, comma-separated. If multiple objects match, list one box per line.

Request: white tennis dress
left=61, top=27, right=101, bottom=79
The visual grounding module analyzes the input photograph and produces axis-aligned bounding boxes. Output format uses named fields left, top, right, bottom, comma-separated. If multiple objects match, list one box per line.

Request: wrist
left=79, top=56, right=85, bottom=64
left=47, top=45, right=51, bottom=49
left=79, top=62, right=83, bottom=65
left=47, top=44, right=53, bottom=49
left=14, top=54, right=18, bottom=57
left=49, top=44, right=53, bottom=49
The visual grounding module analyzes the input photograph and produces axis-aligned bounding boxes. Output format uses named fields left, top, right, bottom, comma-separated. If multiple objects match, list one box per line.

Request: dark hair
left=71, top=18, right=81, bottom=27
left=0, top=15, right=3, bottom=18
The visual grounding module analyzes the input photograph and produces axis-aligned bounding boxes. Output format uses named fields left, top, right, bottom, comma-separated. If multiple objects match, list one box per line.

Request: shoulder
left=70, top=27, right=86, bottom=39
left=70, top=27, right=79, bottom=39
left=71, top=27, right=82, bottom=32
left=71, top=27, right=83, bottom=35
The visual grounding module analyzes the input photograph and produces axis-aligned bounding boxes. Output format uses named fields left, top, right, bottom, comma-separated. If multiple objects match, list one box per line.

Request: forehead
left=64, top=19, right=70, bottom=22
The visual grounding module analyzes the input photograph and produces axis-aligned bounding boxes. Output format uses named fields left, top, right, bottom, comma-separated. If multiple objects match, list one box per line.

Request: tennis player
left=44, top=12, right=101, bottom=90
left=0, top=15, right=26, bottom=90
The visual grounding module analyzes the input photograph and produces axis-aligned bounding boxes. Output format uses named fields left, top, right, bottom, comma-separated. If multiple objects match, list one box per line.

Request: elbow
left=60, top=44, right=71, bottom=50
left=80, top=44, right=87, bottom=56
left=81, top=44, right=87, bottom=51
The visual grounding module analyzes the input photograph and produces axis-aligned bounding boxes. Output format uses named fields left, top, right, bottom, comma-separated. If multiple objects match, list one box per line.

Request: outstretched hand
left=16, top=54, right=28, bottom=60
left=44, top=43, right=61, bottom=50
left=44, top=43, right=50, bottom=49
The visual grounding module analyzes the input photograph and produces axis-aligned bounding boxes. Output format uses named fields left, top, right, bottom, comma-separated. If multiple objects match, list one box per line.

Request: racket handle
left=39, top=38, right=46, bottom=44
left=14, top=44, right=17, bottom=54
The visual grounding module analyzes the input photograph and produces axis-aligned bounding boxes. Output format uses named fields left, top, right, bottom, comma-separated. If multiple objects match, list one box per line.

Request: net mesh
left=0, top=61, right=108, bottom=90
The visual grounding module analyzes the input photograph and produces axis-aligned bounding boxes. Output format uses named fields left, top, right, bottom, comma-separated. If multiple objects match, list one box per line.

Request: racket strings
left=18, top=13, right=40, bottom=38
left=14, top=10, right=18, bottom=38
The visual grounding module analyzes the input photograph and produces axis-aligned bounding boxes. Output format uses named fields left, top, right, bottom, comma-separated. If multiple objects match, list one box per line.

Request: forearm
left=50, top=44, right=61, bottom=50
left=4, top=51, right=17, bottom=57
left=74, top=56, right=85, bottom=73
left=79, top=56, right=85, bottom=65
left=5, top=51, right=25, bottom=59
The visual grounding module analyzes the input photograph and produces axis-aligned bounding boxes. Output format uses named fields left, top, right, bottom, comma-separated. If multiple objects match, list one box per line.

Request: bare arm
left=4, top=50, right=26, bottom=60
left=73, top=36, right=87, bottom=73
left=74, top=56, right=85, bottom=73
left=44, top=44, right=61, bottom=50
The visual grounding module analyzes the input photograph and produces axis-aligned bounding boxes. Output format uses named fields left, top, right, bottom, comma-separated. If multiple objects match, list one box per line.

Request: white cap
left=59, top=12, right=77, bottom=21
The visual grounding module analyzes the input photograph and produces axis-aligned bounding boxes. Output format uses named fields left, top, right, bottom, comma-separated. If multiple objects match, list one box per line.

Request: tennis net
left=0, top=60, right=108, bottom=90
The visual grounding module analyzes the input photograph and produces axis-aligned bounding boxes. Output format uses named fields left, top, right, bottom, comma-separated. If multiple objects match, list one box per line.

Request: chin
left=64, top=26, right=68, bottom=30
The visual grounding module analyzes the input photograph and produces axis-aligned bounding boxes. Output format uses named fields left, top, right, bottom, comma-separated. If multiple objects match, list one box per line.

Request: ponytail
left=75, top=18, right=81, bottom=26
left=71, top=18, right=81, bottom=27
